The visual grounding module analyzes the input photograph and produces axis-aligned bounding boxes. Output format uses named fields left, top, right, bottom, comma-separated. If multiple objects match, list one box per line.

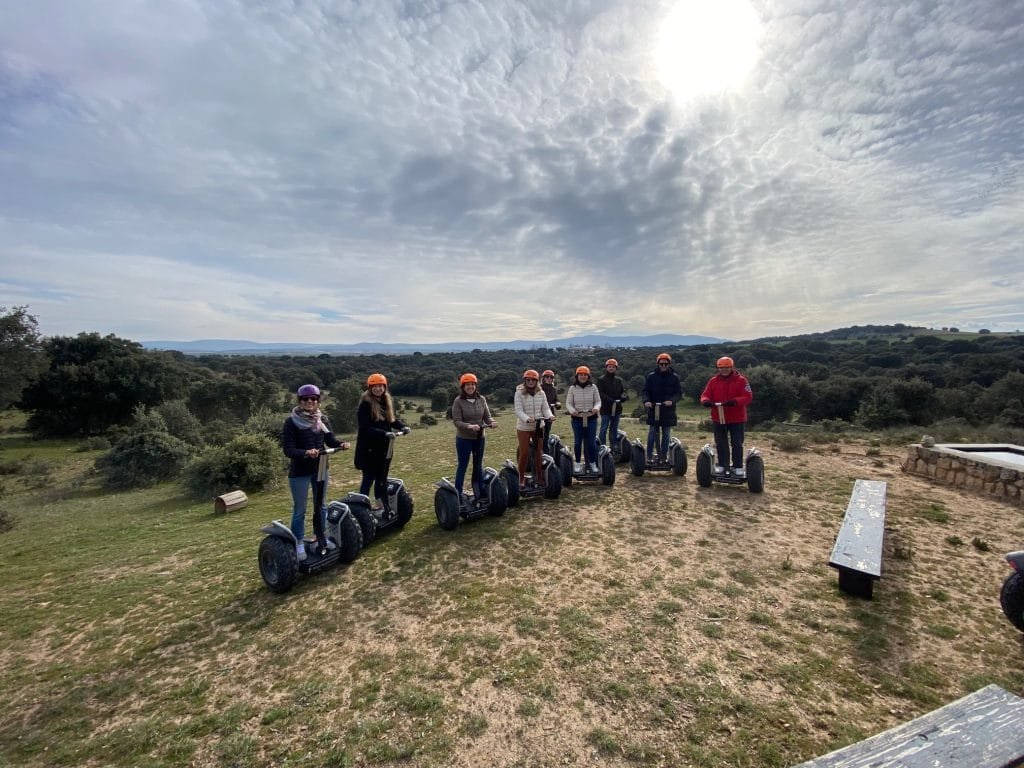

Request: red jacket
left=700, top=372, right=753, bottom=424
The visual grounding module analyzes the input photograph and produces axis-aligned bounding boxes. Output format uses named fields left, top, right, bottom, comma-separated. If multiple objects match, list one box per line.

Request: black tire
left=695, top=451, right=713, bottom=488
left=672, top=445, right=687, bottom=476
left=543, top=463, right=563, bottom=499
left=258, top=535, right=299, bottom=594
left=349, top=502, right=378, bottom=545
left=1000, top=570, right=1024, bottom=632
left=434, top=487, right=460, bottom=531
left=601, top=453, right=616, bottom=486
left=489, top=476, right=509, bottom=516
left=630, top=443, right=646, bottom=477
left=616, top=434, right=631, bottom=464
left=336, top=513, right=363, bottom=563
left=746, top=455, right=765, bottom=494
left=394, top=486, right=414, bottom=527
left=559, top=453, right=574, bottom=488
left=501, top=467, right=520, bottom=508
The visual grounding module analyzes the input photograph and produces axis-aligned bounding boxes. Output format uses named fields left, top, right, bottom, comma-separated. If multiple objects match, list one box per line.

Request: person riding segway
left=631, top=353, right=687, bottom=476
left=696, top=356, right=763, bottom=492
left=561, top=366, right=616, bottom=486
left=597, top=358, right=630, bottom=463
left=500, top=370, right=562, bottom=502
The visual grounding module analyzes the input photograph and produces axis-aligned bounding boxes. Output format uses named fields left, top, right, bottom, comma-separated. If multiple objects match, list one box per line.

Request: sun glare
left=654, top=0, right=762, bottom=102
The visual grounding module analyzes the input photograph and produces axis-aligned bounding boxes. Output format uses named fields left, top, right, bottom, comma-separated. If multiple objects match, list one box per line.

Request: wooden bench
left=791, top=684, right=1024, bottom=767
left=828, top=479, right=887, bottom=598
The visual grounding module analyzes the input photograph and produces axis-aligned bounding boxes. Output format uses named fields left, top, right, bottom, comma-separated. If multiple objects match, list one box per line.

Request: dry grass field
left=1, top=408, right=1022, bottom=767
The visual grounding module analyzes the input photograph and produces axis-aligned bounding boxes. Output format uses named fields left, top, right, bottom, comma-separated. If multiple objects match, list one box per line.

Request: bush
left=420, top=413, right=438, bottom=426
left=94, top=431, right=192, bottom=490
left=155, top=400, right=205, bottom=447
left=76, top=436, right=111, bottom=452
left=243, top=407, right=284, bottom=442
left=182, top=433, right=280, bottom=499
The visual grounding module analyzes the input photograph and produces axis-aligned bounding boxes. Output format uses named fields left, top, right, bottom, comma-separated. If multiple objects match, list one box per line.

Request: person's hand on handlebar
left=723, top=399, right=737, bottom=407
left=701, top=400, right=713, bottom=408
left=385, top=431, right=396, bottom=439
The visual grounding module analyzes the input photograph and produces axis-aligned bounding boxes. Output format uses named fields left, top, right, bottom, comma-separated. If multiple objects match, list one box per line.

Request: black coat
left=641, top=368, right=682, bottom=426
left=354, top=399, right=407, bottom=471
left=282, top=415, right=341, bottom=478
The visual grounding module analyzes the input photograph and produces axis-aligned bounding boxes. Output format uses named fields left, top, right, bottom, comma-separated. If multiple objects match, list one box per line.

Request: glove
left=385, top=431, right=396, bottom=439
left=724, top=399, right=737, bottom=407
left=402, top=427, right=411, bottom=435
left=702, top=401, right=713, bottom=408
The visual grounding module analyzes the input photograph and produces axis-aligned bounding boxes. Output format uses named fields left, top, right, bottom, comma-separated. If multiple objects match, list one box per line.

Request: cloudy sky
left=1, top=0, right=1021, bottom=344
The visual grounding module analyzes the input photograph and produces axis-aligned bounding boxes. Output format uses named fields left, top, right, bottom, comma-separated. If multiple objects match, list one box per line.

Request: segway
left=500, top=424, right=563, bottom=504
left=258, top=447, right=363, bottom=593
left=433, top=467, right=509, bottom=530
left=558, top=416, right=615, bottom=486
left=337, top=428, right=415, bottom=546
left=629, top=405, right=687, bottom=477
left=694, top=405, right=764, bottom=493
left=1001, top=550, right=1024, bottom=633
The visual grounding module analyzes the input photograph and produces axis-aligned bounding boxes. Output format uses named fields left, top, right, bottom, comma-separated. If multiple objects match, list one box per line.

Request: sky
left=1, top=0, right=1022, bottom=345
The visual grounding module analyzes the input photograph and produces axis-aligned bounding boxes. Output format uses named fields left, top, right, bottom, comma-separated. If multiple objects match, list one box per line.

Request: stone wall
left=903, top=444, right=1024, bottom=505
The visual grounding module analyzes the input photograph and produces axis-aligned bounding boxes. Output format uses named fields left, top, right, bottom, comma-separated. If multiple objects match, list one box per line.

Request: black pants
left=713, top=423, right=745, bottom=468
left=359, top=460, right=390, bottom=502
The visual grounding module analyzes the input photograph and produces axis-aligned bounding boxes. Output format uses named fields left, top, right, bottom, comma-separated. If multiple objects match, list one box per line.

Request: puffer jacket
left=282, top=415, right=342, bottom=478
left=700, top=372, right=753, bottom=424
left=514, top=384, right=553, bottom=431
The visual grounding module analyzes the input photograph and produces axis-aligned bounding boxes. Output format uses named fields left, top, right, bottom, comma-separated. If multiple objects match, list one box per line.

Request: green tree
left=0, top=306, right=47, bottom=410
left=21, top=333, right=187, bottom=435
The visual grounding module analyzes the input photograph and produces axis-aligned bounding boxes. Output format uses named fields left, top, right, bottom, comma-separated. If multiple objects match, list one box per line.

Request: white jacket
left=567, top=382, right=601, bottom=416
left=514, top=385, right=553, bottom=431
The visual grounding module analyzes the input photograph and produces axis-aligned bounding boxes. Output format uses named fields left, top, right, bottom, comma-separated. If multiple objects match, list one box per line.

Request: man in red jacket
left=700, top=357, right=753, bottom=477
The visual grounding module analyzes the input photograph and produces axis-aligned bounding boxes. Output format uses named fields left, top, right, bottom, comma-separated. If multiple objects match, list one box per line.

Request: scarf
left=290, top=405, right=327, bottom=433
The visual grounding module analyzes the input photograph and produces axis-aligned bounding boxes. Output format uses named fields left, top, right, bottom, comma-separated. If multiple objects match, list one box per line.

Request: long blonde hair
left=362, top=389, right=395, bottom=423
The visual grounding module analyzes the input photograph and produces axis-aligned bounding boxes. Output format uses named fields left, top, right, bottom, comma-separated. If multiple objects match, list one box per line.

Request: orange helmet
left=366, top=373, right=388, bottom=387
left=605, top=358, right=618, bottom=368
left=459, top=373, right=478, bottom=385
left=523, top=369, right=539, bottom=381
left=716, top=356, right=734, bottom=368
left=542, top=369, right=555, bottom=378
left=575, top=366, right=591, bottom=376
left=656, top=353, right=671, bottom=364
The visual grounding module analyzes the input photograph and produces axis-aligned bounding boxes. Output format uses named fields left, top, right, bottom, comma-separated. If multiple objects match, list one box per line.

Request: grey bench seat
left=828, top=479, right=887, bottom=598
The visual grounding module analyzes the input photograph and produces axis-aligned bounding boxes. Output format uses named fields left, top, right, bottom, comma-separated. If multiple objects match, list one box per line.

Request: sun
left=654, top=0, right=762, bottom=102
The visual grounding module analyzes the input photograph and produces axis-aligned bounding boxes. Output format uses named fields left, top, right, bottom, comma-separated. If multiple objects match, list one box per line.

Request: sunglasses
left=524, top=378, right=538, bottom=382
left=299, top=396, right=320, bottom=402
left=658, top=362, right=670, bottom=366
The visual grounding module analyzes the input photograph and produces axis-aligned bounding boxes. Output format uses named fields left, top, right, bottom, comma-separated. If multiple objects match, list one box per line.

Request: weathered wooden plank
left=829, top=479, right=887, bottom=597
left=792, top=684, right=1024, bottom=767
left=214, top=490, right=248, bottom=514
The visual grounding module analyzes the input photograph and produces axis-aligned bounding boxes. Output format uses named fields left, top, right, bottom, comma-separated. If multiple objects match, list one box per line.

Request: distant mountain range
left=143, top=333, right=726, bottom=355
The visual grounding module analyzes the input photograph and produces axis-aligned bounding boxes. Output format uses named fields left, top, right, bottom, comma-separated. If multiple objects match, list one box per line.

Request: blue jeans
left=289, top=474, right=327, bottom=541
left=646, top=425, right=671, bottom=459
left=455, top=435, right=485, bottom=495
left=571, top=417, right=599, bottom=465
left=599, top=413, right=621, bottom=446
left=714, top=423, right=745, bottom=468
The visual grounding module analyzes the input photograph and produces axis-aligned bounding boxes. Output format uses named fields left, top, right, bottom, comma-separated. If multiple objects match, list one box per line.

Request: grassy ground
left=0, top=406, right=1022, bottom=767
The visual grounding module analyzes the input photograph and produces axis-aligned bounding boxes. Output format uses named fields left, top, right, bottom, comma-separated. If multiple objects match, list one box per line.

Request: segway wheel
left=672, top=445, right=687, bottom=476
left=630, top=443, right=646, bottom=477
left=394, top=486, right=415, bottom=527
left=616, top=434, right=631, bottom=464
left=543, top=463, right=563, bottom=499
left=695, top=451, right=713, bottom=488
left=501, top=467, right=520, bottom=508
left=258, top=535, right=299, bottom=594
left=434, top=487, right=460, bottom=531
left=348, top=502, right=378, bottom=545
left=1000, top=570, right=1024, bottom=632
left=601, top=453, right=616, bottom=486
left=559, top=453, right=574, bottom=488
left=746, top=455, right=765, bottom=494
left=489, top=476, right=509, bottom=516
left=336, top=513, right=363, bottom=563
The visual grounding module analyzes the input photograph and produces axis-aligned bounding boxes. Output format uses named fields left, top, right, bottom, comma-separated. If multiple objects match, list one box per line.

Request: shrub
left=182, top=433, right=280, bottom=499
left=243, top=407, right=284, bottom=442
left=155, top=400, right=205, bottom=447
left=94, top=431, right=192, bottom=490
left=75, top=436, right=111, bottom=452
left=420, top=413, right=437, bottom=426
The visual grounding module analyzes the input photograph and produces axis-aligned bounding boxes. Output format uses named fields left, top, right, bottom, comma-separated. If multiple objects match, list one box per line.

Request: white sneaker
left=325, top=538, right=338, bottom=550
left=734, top=467, right=746, bottom=479
left=295, top=541, right=307, bottom=561
left=573, top=462, right=582, bottom=474
left=714, top=465, right=725, bottom=474
left=588, top=462, right=599, bottom=473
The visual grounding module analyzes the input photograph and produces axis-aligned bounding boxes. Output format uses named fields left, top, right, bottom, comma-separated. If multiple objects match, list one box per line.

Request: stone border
left=903, top=442, right=1024, bottom=505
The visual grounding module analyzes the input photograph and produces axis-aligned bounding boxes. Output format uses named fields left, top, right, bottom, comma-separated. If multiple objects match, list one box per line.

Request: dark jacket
left=700, top=371, right=753, bottom=424
left=355, top=399, right=407, bottom=470
left=641, top=367, right=683, bottom=426
left=596, top=373, right=628, bottom=415
left=282, top=415, right=342, bottom=478
left=542, top=382, right=561, bottom=411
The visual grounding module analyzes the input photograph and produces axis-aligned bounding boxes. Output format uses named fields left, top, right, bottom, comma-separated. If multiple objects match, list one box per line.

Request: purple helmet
left=296, top=384, right=321, bottom=398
